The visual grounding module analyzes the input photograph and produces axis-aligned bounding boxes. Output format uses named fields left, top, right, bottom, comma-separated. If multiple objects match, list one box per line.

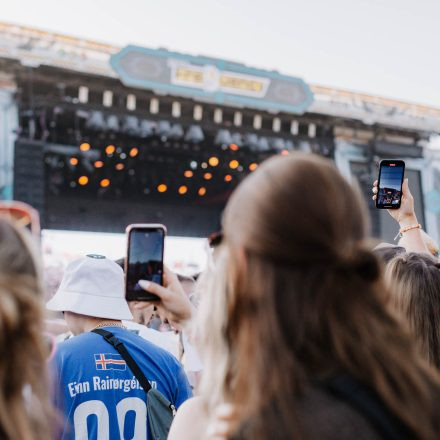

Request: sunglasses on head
left=0, top=201, right=41, bottom=237
left=208, top=230, right=223, bottom=248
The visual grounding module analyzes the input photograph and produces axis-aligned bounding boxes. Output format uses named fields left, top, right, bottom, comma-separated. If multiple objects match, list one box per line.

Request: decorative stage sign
left=110, top=46, right=313, bottom=114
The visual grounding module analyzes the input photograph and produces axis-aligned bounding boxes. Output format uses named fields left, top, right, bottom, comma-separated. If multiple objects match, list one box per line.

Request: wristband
left=394, top=224, right=421, bottom=241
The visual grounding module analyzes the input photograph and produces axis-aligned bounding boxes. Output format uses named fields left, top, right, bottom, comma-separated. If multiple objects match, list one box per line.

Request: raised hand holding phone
left=372, top=177, right=430, bottom=254
left=134, top=266, right=195, bottom=330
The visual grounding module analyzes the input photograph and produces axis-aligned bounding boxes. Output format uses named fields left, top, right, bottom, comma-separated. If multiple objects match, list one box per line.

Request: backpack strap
left=321, top=374, right=412, bottom=440
left=92, top=328, right=152, bottom=393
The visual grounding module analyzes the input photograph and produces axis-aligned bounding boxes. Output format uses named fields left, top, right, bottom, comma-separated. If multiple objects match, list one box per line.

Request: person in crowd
left=0, top=217, right=54, bottom=439
left=136, top=153, right=440, bottom=439
left=385, top=252, right=440, bottom=369
left=47, top=254, right=192, bottom=439
left=373, top=243, right=405, bottom=263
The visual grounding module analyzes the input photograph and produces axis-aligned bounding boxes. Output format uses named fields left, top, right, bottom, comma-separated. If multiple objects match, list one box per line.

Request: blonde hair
left=385, top=252, right=440, bottom=368
left=197, top=153, right=440, bottom=439
left=0, top=218, right=54, bottom=439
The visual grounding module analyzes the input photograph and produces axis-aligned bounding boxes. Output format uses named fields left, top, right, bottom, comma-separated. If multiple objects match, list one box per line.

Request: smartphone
left=376, top=160, right=405, bottom=209
left=125, top=224, right=166, bottom=301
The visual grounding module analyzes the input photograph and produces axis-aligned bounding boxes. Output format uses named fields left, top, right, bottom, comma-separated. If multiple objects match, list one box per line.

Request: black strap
left=92, top=328, right=152, bottom=393
left=322, top=374, right=413, bottom=440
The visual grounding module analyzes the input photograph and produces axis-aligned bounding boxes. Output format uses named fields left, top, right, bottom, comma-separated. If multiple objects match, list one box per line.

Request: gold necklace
left=92, top=321, right=126, bottom=331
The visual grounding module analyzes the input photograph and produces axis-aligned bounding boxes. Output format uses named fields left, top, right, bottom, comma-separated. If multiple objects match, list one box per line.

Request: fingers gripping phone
left=125, top=224, right=166, bottom=301
left=376, top=160, right=405, bottom=209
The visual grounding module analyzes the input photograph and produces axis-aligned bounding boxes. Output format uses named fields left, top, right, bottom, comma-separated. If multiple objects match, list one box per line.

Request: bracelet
left=394, top=224, right=421, bottom=241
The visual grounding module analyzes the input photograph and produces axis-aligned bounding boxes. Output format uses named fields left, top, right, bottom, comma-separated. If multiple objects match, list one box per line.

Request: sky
left=0, top=0, right=439, bottom=107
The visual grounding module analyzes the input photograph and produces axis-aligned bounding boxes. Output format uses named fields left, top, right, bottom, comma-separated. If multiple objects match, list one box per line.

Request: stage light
left=249, top=163, right=258, bottom=171
left=169, top=124, right=184, bottom=139
left=115, top=163, right=124, bottom=170
left=120, top=153, right=127, bottom=159
left=224, top=174, right=233, bottom=182
left=245, top=133, right=259, bottom=151
left=106, top=115, right=120, bottom=131
left=69, top=157, right=78, bottom=166
left=272, top=138, right=286, bottom=151
left=184, top=170, right=193, bottom=178
left=100, top=178, right=110, bottom=188
left=281, top=149, right=289, bottom=156
left=257, top=137, right=270, bottom=152
left=129, top=147, right=139, bottom=157
left=229, top=160, right=239, bottom=169
left=231, top=133, right=243, bottom=146
left=201, top=162, right=208, bottom=169
left=190, top=161, right=198, bottom=170
left=208, top=156, right=219, bottom=167
left=86, top=111, right=106, bottom=131
left=80, top=143, right=91, bottom=152
left=185, top=125, right=204, bottom=143
left=78, top=176, right=89, bottom=186
left=229, top=144, right=239, bottom=151
left=214, top=129, right=232, bottom=146
left=178, top=185, right=188, bottom=195
left=157, top=184, right=167, bottom=193
left=122, top=116, right=139, bottom=136
left=106, top=145, right=116, bottom=155
left=139, top=119, right=156, bottom=138
left=204, top=172, right=212, bottom=180
left=94, top=160, right=104, bottom=168
left=198, top=187, right=207, bottom=196
left=158, top=120, right=171, bottom=138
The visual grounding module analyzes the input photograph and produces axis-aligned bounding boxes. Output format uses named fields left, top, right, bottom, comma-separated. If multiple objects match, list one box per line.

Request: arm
left=372, top=178, right=430, bottom=254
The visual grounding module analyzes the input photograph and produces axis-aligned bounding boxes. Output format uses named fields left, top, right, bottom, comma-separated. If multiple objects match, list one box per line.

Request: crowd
left=1, top=152, right=440, bottom=439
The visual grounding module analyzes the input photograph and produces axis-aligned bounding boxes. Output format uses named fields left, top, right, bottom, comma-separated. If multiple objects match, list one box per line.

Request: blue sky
left=1, top=0, right=439, bottom=107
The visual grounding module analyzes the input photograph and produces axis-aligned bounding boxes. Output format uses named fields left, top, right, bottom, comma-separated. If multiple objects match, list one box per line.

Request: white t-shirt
left=123, top=320, right=180, bottom=358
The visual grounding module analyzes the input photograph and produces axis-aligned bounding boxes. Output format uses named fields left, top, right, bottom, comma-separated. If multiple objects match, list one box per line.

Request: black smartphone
left=125, top=224, right=166, bottom=301
left=376, top=160, right=405, bottom=209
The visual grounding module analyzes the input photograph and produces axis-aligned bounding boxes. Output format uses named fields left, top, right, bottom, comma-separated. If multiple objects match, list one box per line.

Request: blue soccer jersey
left=51, top=327, right=192, bottom=439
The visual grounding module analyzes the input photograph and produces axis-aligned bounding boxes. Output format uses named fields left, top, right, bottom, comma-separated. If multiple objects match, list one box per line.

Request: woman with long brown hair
left=138, top=153, right=440, bottom=439
left=385, top=252, right=440, bottom=369
left=0, top=216, right=54, bottom=439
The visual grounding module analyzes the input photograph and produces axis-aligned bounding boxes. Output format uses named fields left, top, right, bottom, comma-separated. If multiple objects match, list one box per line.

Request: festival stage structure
left=0, top=22, right=439, bottom=240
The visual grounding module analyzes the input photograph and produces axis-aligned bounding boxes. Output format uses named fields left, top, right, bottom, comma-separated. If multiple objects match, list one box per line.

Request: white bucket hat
left=47, top=254, right=133, bottom=320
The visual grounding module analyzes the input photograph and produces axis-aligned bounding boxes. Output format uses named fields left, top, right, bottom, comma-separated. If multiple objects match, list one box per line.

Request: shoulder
left=168, top=397, right=208, bottom=440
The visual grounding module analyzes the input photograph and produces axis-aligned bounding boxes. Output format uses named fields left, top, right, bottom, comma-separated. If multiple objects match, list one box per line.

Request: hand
left=134, top=266, right=195, bottom=329
left=372, top=178, right=417, bottom=226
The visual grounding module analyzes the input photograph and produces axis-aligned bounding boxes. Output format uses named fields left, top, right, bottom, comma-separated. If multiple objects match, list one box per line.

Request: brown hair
left=0, top=218, right=54, bottom=439
left=386, top=252, right=440, bottom=369
left=197, top=153, right=439, bottom=439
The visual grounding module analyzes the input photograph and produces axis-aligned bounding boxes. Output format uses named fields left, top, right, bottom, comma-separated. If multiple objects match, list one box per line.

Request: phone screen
left=126, top=226, right=165, bottom=301
left=376, top=160, right=405, bottom=209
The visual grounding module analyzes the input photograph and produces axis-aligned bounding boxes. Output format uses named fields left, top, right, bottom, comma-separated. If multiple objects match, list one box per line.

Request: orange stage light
left=184, top=170, right=193, bottom=178
left=178, top=185, right=188, bottom=195
left=229, top=160, right=239, bottom=169
left=224, top=174, right=233, bottom=182
left=204, top=172, right=212, bottom=180
left=78, top=176, right=89, bottom=185
left=94, top=160, right=104, bottom=168
left=157, top=184, right=167, bottom=193
left=129, top=147, right=139, bottom=157
left=198, top=187, right=207, bottom=196
left=69, top=157, right=78, bottom=166
left=100, top=178, right=110, bottom=188
left=229, top=144, right=239, bottom=151
left=208, top=156, right=219, bottom=167
left=80, top=143, right=91, bottom=152
left=105, top=145, right=116, bottom=155
left=249, top=163, right=258, bottom=171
